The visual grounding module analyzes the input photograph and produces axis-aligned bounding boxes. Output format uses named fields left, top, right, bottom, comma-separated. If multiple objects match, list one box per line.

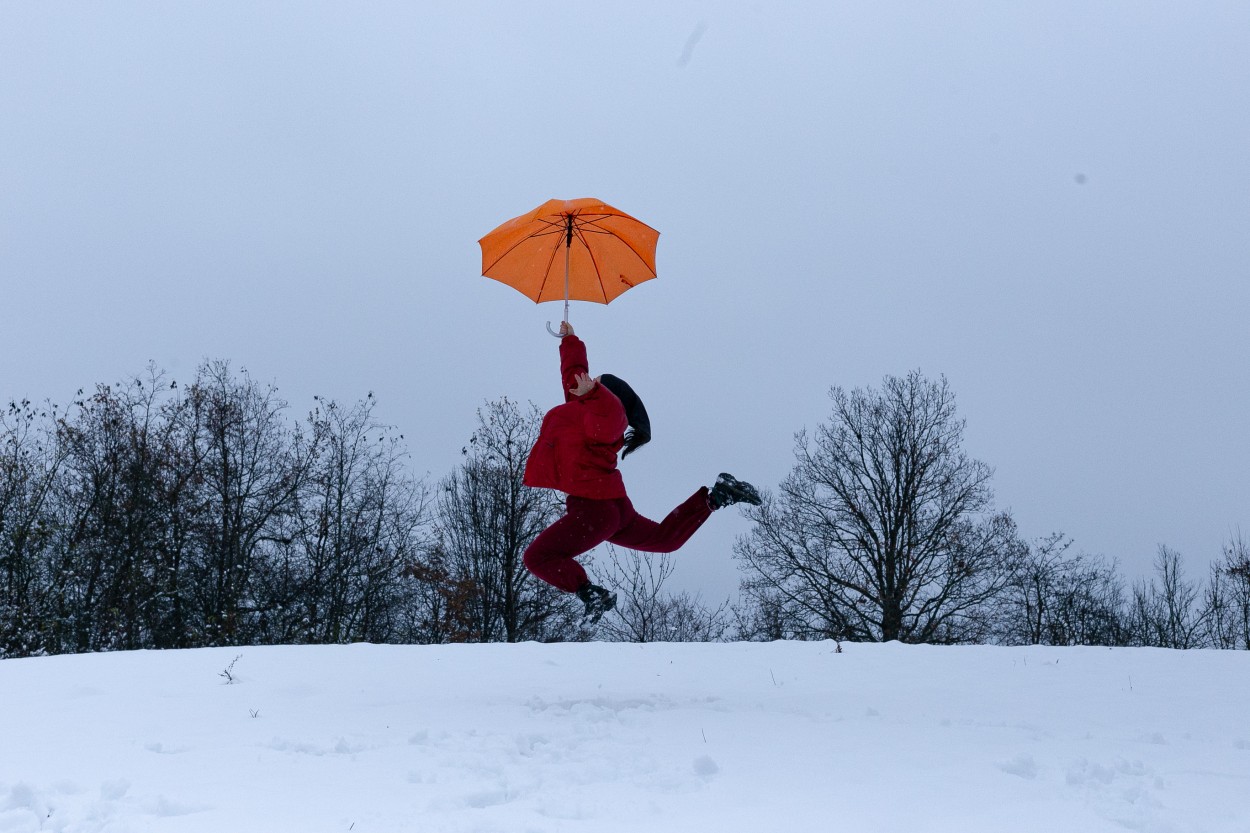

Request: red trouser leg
left=608, top=488, right=713, bottom=553
left=523, top=496, right=624, bottom=593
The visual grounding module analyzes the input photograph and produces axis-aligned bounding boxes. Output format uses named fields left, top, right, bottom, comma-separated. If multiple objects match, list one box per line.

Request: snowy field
left=2, top=641, right=1247, bottom=833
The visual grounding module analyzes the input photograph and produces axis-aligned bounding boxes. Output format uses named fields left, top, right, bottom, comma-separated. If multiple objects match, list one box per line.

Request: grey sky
left=2, top=2, right=1247, bottom=602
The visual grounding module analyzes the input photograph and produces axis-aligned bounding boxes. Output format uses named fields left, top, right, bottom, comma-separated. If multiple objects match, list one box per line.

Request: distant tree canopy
left=731, top=370, right=1249, bottom=650
left=735, top=371, right=1026, bottom=643
left=0, top=362, right=430, bottom=657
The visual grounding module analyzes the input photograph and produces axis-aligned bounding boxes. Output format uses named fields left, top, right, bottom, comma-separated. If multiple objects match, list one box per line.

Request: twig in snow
left=219, top=654, right=243, bottom=684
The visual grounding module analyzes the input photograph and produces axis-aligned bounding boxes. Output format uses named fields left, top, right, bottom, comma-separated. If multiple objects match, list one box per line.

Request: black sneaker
left=576, top=582, right=617, bottom=624
left=709, top=473, right=762, bottom=509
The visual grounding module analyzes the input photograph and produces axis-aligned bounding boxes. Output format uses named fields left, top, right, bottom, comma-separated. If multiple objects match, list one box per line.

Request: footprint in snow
left=147, top=795, right=210, bottom=818
left=101, top=779, right=131, bottom=800
left=463, top=789, right=512, bottom=809
left=999, top=754, right=1039, bottom=779
left=692, top=756, right=719, bottom=778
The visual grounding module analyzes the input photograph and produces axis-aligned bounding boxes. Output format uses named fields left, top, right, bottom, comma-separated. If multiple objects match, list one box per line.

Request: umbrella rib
left=571, top=224, right=610, bottom=303
left=535, top=236, right=563, bottom=303
left=576, top=214, right=658, bottom=277
left=480, top=221, right=567, bottom=274
left=571, top=214, right=619, bottom=238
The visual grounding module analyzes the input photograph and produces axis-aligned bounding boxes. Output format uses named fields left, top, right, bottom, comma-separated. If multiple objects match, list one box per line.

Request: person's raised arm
left=558, top=323, right=590, bottom=402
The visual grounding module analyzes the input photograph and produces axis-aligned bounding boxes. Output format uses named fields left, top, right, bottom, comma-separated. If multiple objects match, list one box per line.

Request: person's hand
left=570, top=372, right=598, bottom=397
left=559, top=321, right=575, bottom=337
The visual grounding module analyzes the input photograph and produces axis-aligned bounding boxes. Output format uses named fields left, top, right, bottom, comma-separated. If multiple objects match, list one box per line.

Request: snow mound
left=1, top=642, right=1247, bottom=832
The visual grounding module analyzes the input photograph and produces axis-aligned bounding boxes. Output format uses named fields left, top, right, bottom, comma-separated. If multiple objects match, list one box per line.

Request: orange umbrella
left=479, top=198, right=659, bottom=335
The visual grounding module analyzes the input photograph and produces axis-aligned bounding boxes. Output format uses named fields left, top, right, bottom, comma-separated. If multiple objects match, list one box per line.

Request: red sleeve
left=558, top=335, right=589, bottom=403
left=557, top=335, right=626, bottom=442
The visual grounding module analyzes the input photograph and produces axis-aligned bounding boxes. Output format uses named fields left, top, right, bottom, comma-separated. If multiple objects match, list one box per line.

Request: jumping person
left=521, top=321, right=762, bottom=622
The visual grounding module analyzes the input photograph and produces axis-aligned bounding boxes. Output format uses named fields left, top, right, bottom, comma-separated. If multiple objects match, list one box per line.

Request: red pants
left=523, top=488, right=713, bottom=592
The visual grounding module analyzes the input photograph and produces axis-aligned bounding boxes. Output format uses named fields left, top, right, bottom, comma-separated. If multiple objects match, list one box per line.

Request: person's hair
left=598, top=373, right=651, bottom=458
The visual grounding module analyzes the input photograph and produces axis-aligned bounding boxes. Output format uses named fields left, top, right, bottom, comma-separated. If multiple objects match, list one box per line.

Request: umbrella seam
left=571, top=224, right=610, bottom=304
left=480, top=221, right=565, bottom=274
left=536, top=233, right=563, bottom=304
left=577, top=215, right=658, bottom=278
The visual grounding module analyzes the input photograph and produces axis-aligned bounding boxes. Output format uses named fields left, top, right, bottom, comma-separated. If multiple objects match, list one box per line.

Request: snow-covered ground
left=1, top=641, right=1247, bottom=832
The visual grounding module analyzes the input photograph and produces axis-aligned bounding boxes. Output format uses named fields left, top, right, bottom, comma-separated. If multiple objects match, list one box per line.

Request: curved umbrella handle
left=546, top=321, right=564, bottom=338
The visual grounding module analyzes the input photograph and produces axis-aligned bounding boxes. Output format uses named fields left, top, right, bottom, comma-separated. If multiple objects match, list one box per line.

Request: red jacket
left=523, top=335, right=628, bottom=499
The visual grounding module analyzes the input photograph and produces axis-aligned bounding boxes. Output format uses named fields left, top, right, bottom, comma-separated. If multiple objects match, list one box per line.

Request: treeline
left=0, top=362, right=583, bottom=659
left=2, top=363, right=1247, bottom=657
left=731, top=371, right=1250, bottom=649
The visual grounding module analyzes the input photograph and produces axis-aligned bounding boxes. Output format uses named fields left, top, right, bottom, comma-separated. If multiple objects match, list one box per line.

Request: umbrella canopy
left=478, top=198, right=659, bottom=308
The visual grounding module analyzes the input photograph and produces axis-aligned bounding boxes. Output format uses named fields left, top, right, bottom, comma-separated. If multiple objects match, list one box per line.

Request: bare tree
left=1203, top=532, right=1250, bottom=649
left=997, top=533, right=1128, bottom=646
left=48, top=371, right=184, bottom=652
left=181, top=361, right=316, bottom=645
left=1001, top=533, right=1073, bottom=645
left=731, top=588, right=808, bottom=641
left=417, top=398, right=571, bottom=642
left=256, top=394, right=431, bottom=645
left=736, top=371, right=1025, bottom=643
left=35, top=363, right=311, bottom=651
left=0, top=399, right=66, bottom=657
left=596, top=545, right=730, bottom=642
left=1129, top=545, right=1208, bottom=648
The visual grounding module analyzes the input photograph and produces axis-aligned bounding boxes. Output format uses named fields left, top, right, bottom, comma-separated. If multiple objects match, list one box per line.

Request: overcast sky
left=3, top=1, right=1247, bottom=602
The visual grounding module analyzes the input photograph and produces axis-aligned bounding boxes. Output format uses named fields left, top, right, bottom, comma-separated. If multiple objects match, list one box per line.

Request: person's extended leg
left=607, top=489, right=714, bottom=553
left=523, top=496, right=622, bottom=592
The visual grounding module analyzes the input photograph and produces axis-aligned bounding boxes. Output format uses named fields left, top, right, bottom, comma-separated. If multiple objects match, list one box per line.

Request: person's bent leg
left=523, top=496, right=621, bottom=592
left=607, top=489, right=713, bottom=554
